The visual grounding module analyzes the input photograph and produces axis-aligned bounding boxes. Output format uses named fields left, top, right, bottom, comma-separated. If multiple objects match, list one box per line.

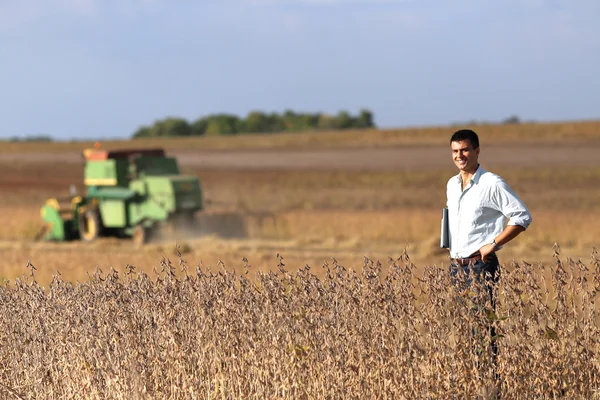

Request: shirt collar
left=455, top=164, right=486, bottom=186
left=471, top=164, right=485, bottom=184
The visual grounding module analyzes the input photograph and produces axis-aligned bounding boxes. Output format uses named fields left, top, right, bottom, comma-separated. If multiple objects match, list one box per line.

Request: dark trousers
left=450, top=253, right=500, bottom=367
left=450, top=252, right=500, bottom=301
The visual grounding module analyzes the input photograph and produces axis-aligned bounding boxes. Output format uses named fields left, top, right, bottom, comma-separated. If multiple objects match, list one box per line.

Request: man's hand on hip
left=479, top=225, right=526, bottom=262
left=479, top=243, right=497, bottom=263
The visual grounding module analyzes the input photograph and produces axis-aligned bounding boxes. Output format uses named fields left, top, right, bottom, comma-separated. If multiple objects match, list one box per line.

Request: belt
left=450, top=253, right=483, bottom=266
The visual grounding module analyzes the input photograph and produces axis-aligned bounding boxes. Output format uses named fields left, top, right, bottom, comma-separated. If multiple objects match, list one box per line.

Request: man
left=445, top=128, right=532, bottom=372
left=446, top=128, right=532, bottom=281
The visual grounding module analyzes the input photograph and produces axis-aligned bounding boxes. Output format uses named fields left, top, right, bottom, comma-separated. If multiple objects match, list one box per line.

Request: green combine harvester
left=39, top=146, right=203, bottom=246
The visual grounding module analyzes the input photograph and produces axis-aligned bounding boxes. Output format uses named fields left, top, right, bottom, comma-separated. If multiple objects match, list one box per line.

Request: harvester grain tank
left=39, top=147, right=203, bottom=245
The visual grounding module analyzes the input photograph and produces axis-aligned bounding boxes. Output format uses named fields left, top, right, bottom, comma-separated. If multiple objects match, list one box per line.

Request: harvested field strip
left=1, top=120, right=600, bottom=154
left=0, top=207, right=596, bottom=288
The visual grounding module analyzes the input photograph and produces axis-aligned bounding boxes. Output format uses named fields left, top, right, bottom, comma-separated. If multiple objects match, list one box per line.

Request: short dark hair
left=450, top=129, right=479, bottom=149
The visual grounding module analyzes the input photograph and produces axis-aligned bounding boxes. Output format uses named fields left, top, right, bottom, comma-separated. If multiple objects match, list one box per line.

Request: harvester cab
left=39, top=147, right=203, bottom=246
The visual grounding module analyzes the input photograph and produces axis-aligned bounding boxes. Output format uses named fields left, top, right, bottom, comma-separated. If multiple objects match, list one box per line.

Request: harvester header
left=82, top=148, right=166, bottom=161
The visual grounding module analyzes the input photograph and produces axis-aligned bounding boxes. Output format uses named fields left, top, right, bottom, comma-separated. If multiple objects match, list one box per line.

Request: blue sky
left=1, top=0, right=599, bottom=140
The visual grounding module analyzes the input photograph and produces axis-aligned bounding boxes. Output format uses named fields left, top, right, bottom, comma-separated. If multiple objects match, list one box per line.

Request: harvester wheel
left=132, top=224, right=151, bottom=247
left=79, top=209, right=101, bottom=242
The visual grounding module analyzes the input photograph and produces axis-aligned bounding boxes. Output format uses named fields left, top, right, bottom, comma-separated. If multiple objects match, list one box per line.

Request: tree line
left=132, top=109, right=375, bottom=138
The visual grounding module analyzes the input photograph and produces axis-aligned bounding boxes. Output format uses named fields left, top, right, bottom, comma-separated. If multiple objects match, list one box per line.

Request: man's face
left=451, top=140, right=479, bottom=172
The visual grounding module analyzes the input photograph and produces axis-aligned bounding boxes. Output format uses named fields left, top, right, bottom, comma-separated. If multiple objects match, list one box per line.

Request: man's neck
left=460, top=164, right=479, bottom=189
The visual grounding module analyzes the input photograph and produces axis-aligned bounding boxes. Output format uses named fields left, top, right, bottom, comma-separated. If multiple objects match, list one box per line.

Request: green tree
left=502, top=115, right=521, bottom=124
left=131, top=109, right=376, bottom=138
left=191, top=117, right=209, bottom=136
left=282, top=110, right=299, bottom=131
left=160, top=117, right=192, bottom=137
left=335, top=110, right=352, bottom=129
left=282, top=110, right=320, bottom=131
left=355, top=109, right=374, bottom=128
left=302, top=113, right=320, bottom=130
left=204, top=114, right=240, bottom=136
left=267, top=112, right=285, bottom=132
left=132, top=125, right=153, bottom=138
left=317, top=113, right=337, bottom=130
left=243, top=111, right=270, bottom=133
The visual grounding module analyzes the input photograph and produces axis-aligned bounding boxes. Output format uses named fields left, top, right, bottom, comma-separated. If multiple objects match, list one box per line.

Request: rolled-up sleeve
left=490, top=179, right=532, bottom=229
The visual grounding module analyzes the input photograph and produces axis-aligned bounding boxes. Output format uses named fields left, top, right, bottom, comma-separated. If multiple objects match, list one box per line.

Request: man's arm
left=495, top=224, right=526, bottom=246
left=480, top=178, right=532, bottom=261
left=480, top=224, right=526, bottom=261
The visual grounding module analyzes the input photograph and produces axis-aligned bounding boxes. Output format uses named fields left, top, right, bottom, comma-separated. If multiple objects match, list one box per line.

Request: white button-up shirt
left=446, top=164, right=532, bottom=258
